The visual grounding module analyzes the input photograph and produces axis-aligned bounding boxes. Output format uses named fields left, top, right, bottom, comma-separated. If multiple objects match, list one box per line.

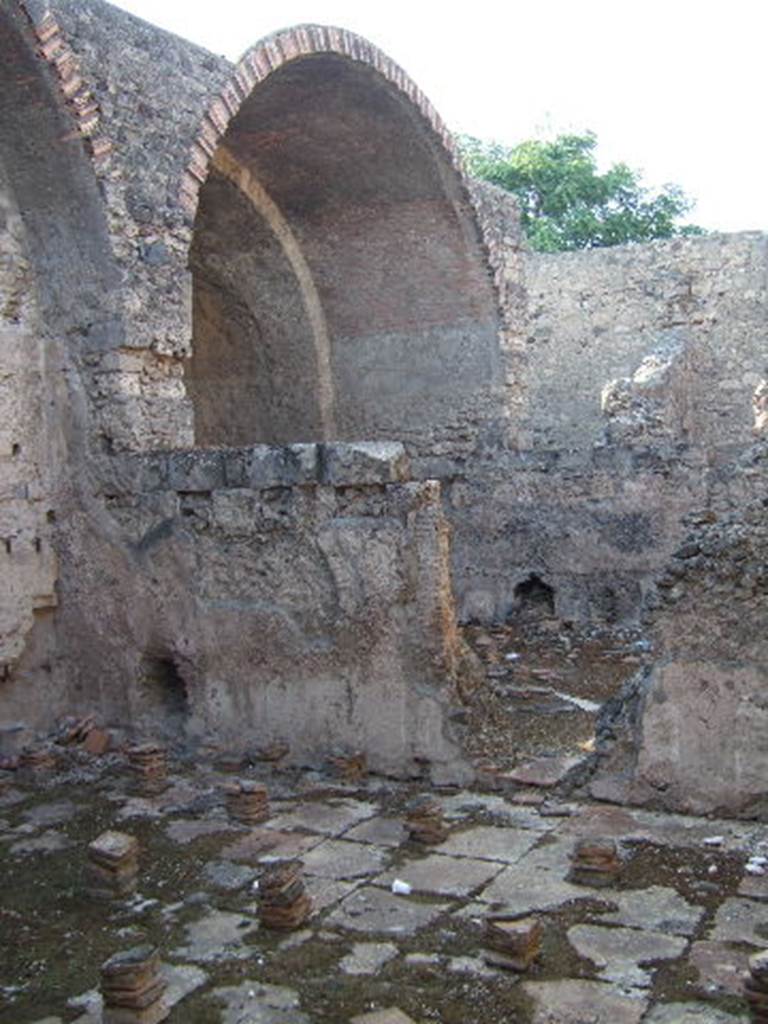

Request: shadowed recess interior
left=187, top=52, right=501, bottom=450
left=514, top=574, right=555, bottom=617
left=138, top=655, right=190, bottom=733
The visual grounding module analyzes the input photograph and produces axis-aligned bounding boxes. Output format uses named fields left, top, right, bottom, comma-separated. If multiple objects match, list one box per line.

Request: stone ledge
left=103, top=441, right=411, bottom=495
left=319, top=441, right=410, bottom=486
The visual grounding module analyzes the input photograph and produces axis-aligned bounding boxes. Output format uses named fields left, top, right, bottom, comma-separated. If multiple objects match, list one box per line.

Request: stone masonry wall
left=593, top=439, right=768, bottom=816
left=448, top=232, right=768, bottom=628
left=0, top=165, right=57, bottom=680
left=521, top=232, right=767, bottom=452
left=49, top=442, right=473, bottom=783
left=43, top=0, right=232, bottom=452
left=41, top=2, right=510, bottom=461
left=1, top=1, right=496, bottom=776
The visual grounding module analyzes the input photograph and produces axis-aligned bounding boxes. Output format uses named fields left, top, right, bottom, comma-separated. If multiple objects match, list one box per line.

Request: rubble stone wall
left=593, top=440, right=768, bottom=816
left=521, top=232, right=767, bottom=452
left=0, top=2, right=122, bottom=730
left=61, top=443, right=471, bottom=782
left=0, top=162, right=58, bottom=678
left=447, top=232, right=768, bottom=628
left=40, top=0, right=232, bottom=453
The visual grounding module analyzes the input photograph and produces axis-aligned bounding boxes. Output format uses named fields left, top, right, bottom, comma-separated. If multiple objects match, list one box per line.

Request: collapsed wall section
left=521, top=232, right=766, bottom=452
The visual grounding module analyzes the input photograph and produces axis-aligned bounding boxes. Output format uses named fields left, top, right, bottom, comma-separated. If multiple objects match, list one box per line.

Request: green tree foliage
left=461, top=131, right=704, bottom=252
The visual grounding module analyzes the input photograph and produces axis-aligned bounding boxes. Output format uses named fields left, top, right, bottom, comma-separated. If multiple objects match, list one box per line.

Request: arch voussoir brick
left=18, top=0, right=112, bottom=165
left=178, top=24, right=472, bottom=221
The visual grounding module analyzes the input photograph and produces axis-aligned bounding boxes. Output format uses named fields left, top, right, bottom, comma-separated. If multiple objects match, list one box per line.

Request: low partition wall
left=90, top=441, right=471, bottom=783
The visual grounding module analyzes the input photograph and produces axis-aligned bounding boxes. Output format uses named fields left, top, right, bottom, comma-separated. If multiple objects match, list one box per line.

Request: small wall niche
left=138, top=654, right=190, bottom=735
left=513, top=574, right=556, bottom=618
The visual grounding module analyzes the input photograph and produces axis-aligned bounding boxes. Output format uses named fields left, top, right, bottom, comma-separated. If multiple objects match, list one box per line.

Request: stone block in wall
left=240, top=444, right=319, bottom=489
left=134, top=453, right=169, bottom=492
left=168, top=450, right=225, bottom=492
left=591, top=445, right=634, bottom=474
left=319, top=441, right=410, bottom=486
left=99, top=455, right=137, bottom=496
left=80, top=317, right=125, bottom=353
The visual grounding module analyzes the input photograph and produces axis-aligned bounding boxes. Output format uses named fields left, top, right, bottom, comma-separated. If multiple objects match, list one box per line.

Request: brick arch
left=17, top=1, right=111, bottom=165
left=181, top=25, right=463, bottom=218
left=183, top=25, right=506, bottom=456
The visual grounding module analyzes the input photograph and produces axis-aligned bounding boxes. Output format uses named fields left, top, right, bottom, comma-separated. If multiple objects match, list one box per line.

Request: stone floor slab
left=115, top=797, right=166, bottom=820
left=209, top=981, right=310, bottom=1024
left=517, top=834, right=579, bottom=874
left=350, top=1010, right=416, bottom=1024
left=172, top=909, right=259, bottom=962
left=708, top=897, right=768, bottom=946
left=327, top=885, right=448, bottom=935
left=688, top=940, right=751, bottom=998
left=202, top=860, right=257, bottom=891
left=339, top=941, right=398, bottom=975
left=561, top=804, right=755, bottom=852
left=221, top=828, right=321, bottom=864
left=305, top=876, right=359, bottom=913
left=161, top=963, right=208, bottom=1009
left=22, top=800, right=79, bottom=828
left=438, top=825, right=539, bottom=864
left=568, top=923, right=687, bottom=988
left=643, top=1002, right=749, bottom=1023
left=267, top=799, right=377, bottom=836
left=593, top=885, right=705, bottom=936
left=522, top=978, right=648, bottom=1023
left=478, top=864, right=604, bottom=914
left=302, top=838, right=388, bottom=880
left=447, top=954, right=498, bottom=978
left=343, top=816, right=407, bottom=847
left=9, top=830, right=72, bottom=856
left=440, top=791, right=554, bottom=830
left=165, top=817, right=239, bottom=845
left=629, top=809, right=755, bottom=852
left=376, top=853, right=503, bottom=898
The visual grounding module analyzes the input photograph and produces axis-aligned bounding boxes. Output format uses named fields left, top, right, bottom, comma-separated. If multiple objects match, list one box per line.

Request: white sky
left=110, top=0, right=768, bottom=233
